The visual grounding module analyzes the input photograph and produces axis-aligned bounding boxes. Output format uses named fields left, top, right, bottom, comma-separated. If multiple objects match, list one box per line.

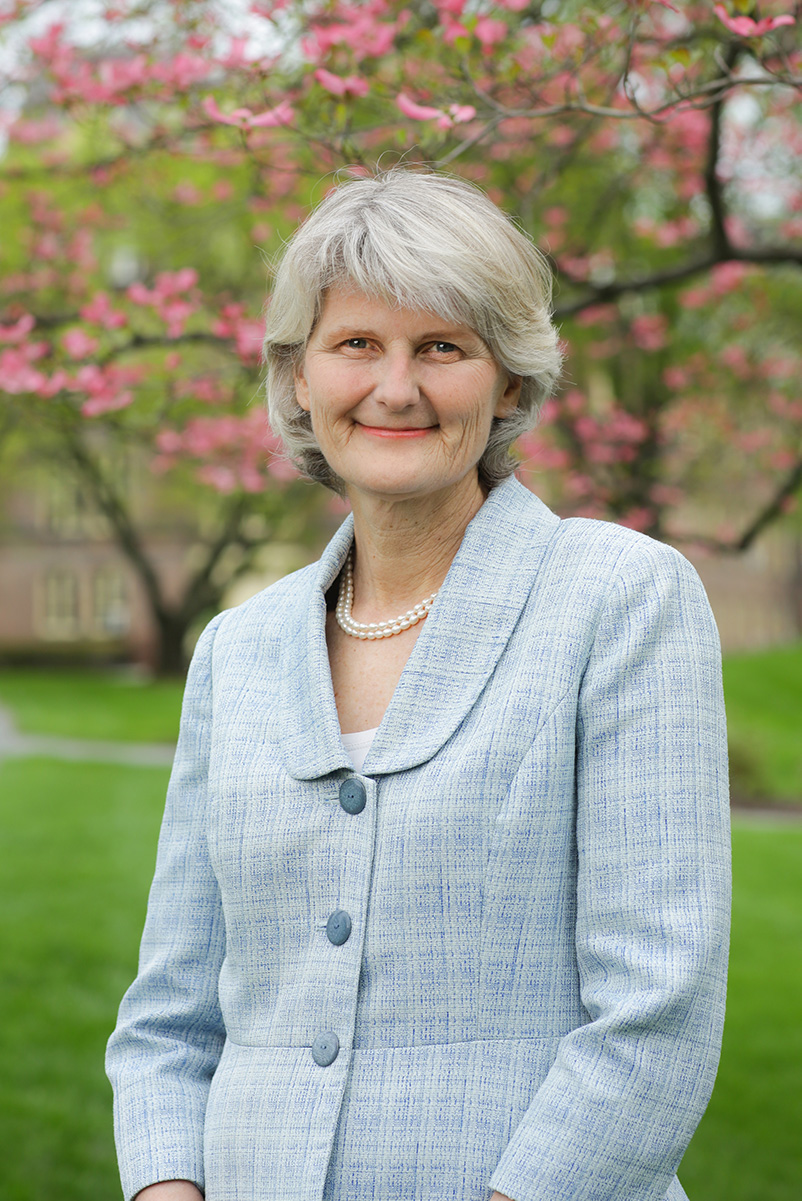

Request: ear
left=494, top=372, right=522, bottom=419
left=293, top=359, right=311, bottom=413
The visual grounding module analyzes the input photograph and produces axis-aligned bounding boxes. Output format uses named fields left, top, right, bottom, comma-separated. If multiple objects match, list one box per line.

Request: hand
left=135, top=1184, right=204, bottom=1200
left=490, top=1193, right=515, bottom=1200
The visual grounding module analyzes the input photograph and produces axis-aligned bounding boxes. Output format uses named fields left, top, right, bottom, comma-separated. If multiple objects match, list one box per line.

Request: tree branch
left=553, top=244, right=802, bottom=317
left=58, top=426, right=169, bottom=620
left=705, top=42, right=740, bottom=258
left=672, top=459, right=802, bottom=554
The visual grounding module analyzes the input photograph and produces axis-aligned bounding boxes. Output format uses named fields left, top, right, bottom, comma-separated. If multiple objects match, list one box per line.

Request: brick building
left=0, top=456, right=799, bottom=667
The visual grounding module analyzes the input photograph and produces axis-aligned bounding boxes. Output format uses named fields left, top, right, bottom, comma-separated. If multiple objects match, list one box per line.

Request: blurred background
left=1, top=2, right=800, bottom=1198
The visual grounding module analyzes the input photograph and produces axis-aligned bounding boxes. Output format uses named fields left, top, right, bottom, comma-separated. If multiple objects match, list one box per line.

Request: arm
left=136, top=1185, right=203, bottom=1200
left=107, top=615, right=228, bottom=1201
left=490, top=540, right=731, bottom=1201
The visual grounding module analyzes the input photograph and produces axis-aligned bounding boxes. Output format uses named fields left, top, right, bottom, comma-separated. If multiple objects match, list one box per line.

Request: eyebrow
left=321, top=324, right=478, bottom=342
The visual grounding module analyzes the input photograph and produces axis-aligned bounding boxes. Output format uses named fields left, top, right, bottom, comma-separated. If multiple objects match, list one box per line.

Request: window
left=41, top=570, right=81, bottom=639
left=93, top=568, right=129, bottom=637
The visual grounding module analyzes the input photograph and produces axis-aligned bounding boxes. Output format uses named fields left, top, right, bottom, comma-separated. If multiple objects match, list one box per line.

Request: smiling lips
left=358, top=424, right=434, bottom=438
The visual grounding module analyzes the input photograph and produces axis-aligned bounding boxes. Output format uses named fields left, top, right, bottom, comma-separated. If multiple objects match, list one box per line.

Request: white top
left=340, top=727, right=379, bottom=773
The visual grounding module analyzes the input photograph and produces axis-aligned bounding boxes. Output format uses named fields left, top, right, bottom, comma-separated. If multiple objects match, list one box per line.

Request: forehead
left=314, top=284, right=478, bottom=339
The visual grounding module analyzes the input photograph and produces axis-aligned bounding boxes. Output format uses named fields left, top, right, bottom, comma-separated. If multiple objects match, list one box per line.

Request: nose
left=372, top=347, right=420, bottom=410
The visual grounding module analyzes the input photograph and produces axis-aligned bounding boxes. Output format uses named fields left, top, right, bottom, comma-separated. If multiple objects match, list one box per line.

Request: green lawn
left=0, top=758, right=169, bottom=1201
left=678, top=819, right=802, bottom=1198
left=0, top=668, right=184, bottom=744
left=722, top=642, right=802, bottom=805
left=0, top=753, right=800, bottom=1198
left=1, top=642, right=800, bottom=803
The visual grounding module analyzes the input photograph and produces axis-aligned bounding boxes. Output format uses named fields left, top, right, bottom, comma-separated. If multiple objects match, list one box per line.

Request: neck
left=345, top=473, right=486, bottom=619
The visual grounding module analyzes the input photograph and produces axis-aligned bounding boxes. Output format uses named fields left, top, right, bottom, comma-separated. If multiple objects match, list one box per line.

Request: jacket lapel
left=276, top=514, right=355, bottom=781
left=364, top=477, right=560, bottom=775
left=277, top=477, right=561, bottom=781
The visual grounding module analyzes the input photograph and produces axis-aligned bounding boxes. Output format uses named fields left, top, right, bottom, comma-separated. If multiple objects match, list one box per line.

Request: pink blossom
left=80, top=292, right=126, bottom=329
left=544, top=206, right=568, bottom=227
left=773, top=449, right=798, bottom=472
left=662, top=366, right=691, bottom=390
left=267, top=455, right=300, bottom=482
left=314, top=68, right=370, bottom=98
left=396, top=95, right=475, bottom=129
left=619, top=508, right=654, bottom=532
left=574, top=415, right=599, bottom=442
left=441, top=15, right=470, bottom=44
left=650, top=484, right=683, bottom=507
left=174, top=181, right=204, bottom=205
left=198, top=465, right=238, bottom=493
left=63, top=329, right=100, bottom=359
left=160, top=299, right=197, bottom=339
left=677, top=285, right=711, bottom=310
left=0, top=347, right=47, bottom=394
left=575, top=304, right=617, bottom=328
left=98, top=54, right=149, bottom=95
left=719, top=344, right=750, bottom=372
left=630, top=314, right=668, bottom=351
left=474, top=18, right=508, bottom=48
left=710, top=261, right=749, bottom=295
left=158, top=268, right=199, bottom=295
left=155, top=429, right=184, bottom=455
left=713, top=5, right=795, bottom=38
left=202, top=95, right=294, bottom=129
left=8, top=115, right=62, bottom=144
left=0, top=314, right=36, bottom=344
left=219, top=37, right=250, bottom=70
left=563, top=390, right=586, bottom=416
left=152, top=53, right=212, bottom=91
left=396, top=94, right=444, bottom=122
left=81, top=390, right=133, bottom=416
left=586, top=443, right=618, bottom=465
left=248, top=100, right=294, bottom=128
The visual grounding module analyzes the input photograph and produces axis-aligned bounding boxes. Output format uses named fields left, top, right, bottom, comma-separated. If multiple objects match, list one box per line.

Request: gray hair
left=263, top=168, right=562, bottom=493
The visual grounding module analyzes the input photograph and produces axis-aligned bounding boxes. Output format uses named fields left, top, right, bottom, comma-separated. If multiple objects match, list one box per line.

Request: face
left=294, top=285, right=521, bottom=505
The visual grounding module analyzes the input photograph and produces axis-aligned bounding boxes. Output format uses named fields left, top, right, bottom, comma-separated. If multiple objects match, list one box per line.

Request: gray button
left=339, top=778, right=366, bottom=814
left=326, top=909, right=352, bottom=946
left=311, top=1032, right=340, bottom=1067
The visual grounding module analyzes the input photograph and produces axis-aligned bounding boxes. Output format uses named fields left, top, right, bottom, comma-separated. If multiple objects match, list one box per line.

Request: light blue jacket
left=107, top=476, right=731, bottom=1201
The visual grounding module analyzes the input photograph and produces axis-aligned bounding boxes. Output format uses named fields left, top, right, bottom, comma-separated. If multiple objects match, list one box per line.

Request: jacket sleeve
left=106, top=613, right=228, bottom=1201
left=490, top=539, right=731, bottom=1201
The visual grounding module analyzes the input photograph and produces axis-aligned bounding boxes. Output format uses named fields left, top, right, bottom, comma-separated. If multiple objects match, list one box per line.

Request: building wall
left=1, top=462, right=799, bottom=666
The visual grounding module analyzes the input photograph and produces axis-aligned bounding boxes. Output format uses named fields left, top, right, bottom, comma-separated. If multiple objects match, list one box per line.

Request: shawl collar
left=277, top=476, right=560, bottom=780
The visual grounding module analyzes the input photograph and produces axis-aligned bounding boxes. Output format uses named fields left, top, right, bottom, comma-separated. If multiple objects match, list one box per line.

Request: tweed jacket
left=106, top=476, right=731, bottom=1201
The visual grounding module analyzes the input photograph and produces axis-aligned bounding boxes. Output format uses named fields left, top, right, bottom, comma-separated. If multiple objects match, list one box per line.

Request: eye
left=343, top=337, right=369, bottom=349
left=428, top=341, right=461, bottom=356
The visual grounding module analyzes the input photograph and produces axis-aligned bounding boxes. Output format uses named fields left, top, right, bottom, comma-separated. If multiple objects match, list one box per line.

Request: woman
left=107, top=169, right=730, bottom=1201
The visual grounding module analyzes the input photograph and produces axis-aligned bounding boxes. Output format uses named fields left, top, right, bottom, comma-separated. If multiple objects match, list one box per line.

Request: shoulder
left=504, top=478, right=695, bottom=588
left=190, top=560, right=321, bottom=667
left=519, top=503, right=715, bottom=639
left=543, top=511, right=700, bottom=593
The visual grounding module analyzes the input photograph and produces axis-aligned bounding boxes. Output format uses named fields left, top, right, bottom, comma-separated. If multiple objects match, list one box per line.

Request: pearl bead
left=335, top=547, right=438, bottom=641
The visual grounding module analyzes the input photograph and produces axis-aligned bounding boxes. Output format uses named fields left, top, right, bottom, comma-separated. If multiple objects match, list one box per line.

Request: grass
left=679, top=819, right=802, bottom=1198
left=722, top=642, right=802, bottom=805
left=1, top=642, right=800, bottom=803
left=0, top=752, right=800, bottom=1199
left=0, top=758, right=169, bottom=1201
left=0, top=668, right=184, bottom=743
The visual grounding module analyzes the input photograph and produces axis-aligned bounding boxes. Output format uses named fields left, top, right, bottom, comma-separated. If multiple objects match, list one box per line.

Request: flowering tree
left=1, top=0, right=800, bottom=667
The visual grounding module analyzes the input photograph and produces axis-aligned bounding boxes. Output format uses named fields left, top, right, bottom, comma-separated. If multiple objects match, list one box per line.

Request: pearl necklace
left=335, top=548, right=438, bottom=640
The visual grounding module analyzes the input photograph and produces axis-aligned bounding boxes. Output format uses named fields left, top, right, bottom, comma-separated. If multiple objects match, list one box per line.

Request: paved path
left=0, top=702, right=799, bottom=818
left=0, top=702, right=176, bottom=768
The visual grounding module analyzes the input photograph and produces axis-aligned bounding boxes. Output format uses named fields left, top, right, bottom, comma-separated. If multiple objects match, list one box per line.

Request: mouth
left=357, top=424, right=435, bottom=439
